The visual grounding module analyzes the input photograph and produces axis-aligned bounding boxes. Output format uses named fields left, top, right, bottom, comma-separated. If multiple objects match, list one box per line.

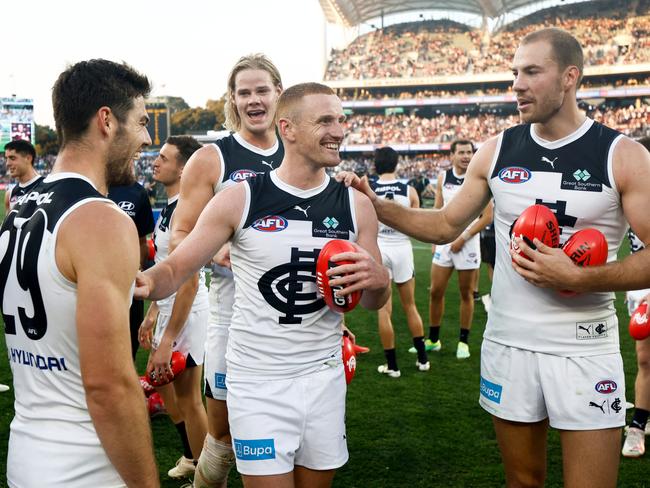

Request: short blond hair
left=224, top=54, right=283, bottom=132
left=276, top=82, right=336, bottom=123
left=521, top=28, right=584, bottom=86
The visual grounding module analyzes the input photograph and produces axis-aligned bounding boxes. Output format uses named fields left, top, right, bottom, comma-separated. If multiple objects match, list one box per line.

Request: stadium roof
left=319, top=0, right=545, bottom=26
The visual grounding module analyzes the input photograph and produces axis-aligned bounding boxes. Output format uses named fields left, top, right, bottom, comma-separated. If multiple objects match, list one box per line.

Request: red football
left=342, top=335, right=357, bottom=385
left=147, top=392, right=167, bottom=418
left=148, top=351, right=187, bottom=387
left=562, top=228, right=608, bottom=267
left=630, top=302, right=650, bottom=340
left=559, top=228, right=608, bottom=296
left=139, top=375, right=155, bottom=397
left=510, top=204, right=560, bottom=260
left=147, top=238, right=156, bottom=260
left=316, top=239, right=362, bottom=313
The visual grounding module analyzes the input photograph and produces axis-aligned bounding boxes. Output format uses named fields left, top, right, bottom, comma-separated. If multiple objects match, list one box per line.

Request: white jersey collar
left=270, top=170, right=329, bottom=198
left=233, top=132, right=279, bottom=157
left=530, top=118, right=593, bottom=150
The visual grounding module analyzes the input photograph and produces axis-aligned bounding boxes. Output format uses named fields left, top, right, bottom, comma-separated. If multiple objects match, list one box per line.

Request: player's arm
left=157, top=145, right=221, bottom=368
left=433, top=172, right=444, bottom=210
left=138, top=300, right=159, bottom=350
left=4, top=190, right=9, bottom=214
left=450, top=199, right=494, bottom=253
left=58, top=202, right=159, bottom=487
left=148, top=217, right=200, bottom=382
left=137, top=183, right=245, bottom=301
left=328, top=190, right=390, bottom=309
left=338, top=139, right=495, bottom=244
left=138, top=236, right=149, bottom=268
left=408, top=185, right=420, bottom=209
left=512, top=137, right=650, bottom=292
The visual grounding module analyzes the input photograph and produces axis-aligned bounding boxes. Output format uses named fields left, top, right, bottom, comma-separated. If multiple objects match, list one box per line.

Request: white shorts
left=154, top=308, right=208, bottom=366
left=204, top=274, right=235, bottom=401
left=432, top=235, right=481, bottom=270
left=228, top=363, right=349, bottom=475
left=479, top=339, right=625, bottom=430
left=379, top=241, right=414, bottom=284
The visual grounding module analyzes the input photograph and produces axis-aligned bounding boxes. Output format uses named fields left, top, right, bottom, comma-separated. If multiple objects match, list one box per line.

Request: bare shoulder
left=183, top=144, right=221, bottom=184
left=57, top=201, right=139, bottom=282
left=351, top=188, right=377, bottom=222
left=468, top=136, right=500, bottom=176
left=612, top=136, right=650, bottom=190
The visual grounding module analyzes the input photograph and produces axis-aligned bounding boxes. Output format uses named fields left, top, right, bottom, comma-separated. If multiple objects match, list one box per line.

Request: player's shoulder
left=184, top=144, right=222, bottom=180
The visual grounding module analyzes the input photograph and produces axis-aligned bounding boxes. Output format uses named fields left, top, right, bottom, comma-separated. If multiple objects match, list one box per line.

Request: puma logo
left=294, top=205, right=310, bottom=218
left=578, top=324, right=592, bottom=334
left=589, top=401, right=606, bottom=414
left=541, top=156, right=558, bottom=169
left=261, top=160, right=274, bottom=169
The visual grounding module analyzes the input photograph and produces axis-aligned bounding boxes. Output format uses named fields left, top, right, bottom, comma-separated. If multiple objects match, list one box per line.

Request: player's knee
left=195, top=435, right=235, bottom=487
left=637, top=351, right=650, bottom=372
left=429, top=287, right=445, bottom=301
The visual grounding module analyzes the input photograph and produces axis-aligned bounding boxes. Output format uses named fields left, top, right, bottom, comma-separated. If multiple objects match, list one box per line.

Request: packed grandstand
left=1, top=0, right=649, bottom=192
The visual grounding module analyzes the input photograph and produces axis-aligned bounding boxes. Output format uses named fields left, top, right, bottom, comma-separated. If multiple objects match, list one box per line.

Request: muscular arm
left=4, top=191, right=9, bottom=214
left=160, top=144, right=221, bottom=355
left=329, top=190, right=390, bottom=310
left=58, top=202, right=158, bottom=487
left=140, top=184, right=245, bottom=301
left=512, top=137, right=650, bottom=292
left=350, top=140, right=495, bottom=244
left=433, top=172, right=444, bottom=210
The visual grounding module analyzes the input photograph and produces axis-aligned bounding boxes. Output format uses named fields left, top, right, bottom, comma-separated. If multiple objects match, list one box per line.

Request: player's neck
left=452, top=165, right=466, bottom=177
left=378, top=172, right=396, bottom=181
left=532, top=104, right=586, bottom=142
left=237, top=128, right=277, bottom=150
left=52, top=142, right=110, bottom=195
left=164, top=181, right=180, bottom=200
left=275, top=159, right=327, bottom=190
left=18, top=169, right=39, bottom=185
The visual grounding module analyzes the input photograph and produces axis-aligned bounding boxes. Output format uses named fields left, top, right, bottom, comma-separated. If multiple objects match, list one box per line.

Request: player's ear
left=96, top=106, right=114, bottom=138
left=564, top=65, right=580, bottom=91
left=278, top=117, right=296, bottom=143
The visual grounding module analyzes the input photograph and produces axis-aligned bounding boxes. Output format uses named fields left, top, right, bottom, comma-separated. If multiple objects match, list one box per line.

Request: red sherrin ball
left=511, top=204, right=560, bottom=260
left=148, top=351, right=187, bottom=387
left=561, top=228, right=608, bottom=267
left=342, top=335, right=357, bottom=385
left=630, top=302, right=650, bottom=341
left=316, top=239, right=362, bottom=313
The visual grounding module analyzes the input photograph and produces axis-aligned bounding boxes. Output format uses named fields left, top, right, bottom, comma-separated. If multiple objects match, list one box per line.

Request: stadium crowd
left=342, top=104, right=650, bottom=145
left=325, top=1, right=650, bottom=81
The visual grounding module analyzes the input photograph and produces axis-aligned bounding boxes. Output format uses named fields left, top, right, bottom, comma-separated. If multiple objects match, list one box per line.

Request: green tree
left=34, top=124, right=59, bottom=155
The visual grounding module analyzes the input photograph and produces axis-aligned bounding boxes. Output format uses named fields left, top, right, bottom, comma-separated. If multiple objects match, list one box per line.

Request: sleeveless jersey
left=441, top=168, right=477, bottom=232
left=152, top=194, right=208, bottom=315
left=628, top=229, right=645, bottom=254
left=227, top=170, right=357, bottom=380
left=8, top=174, right=43, bottom=210
left=1, top=173, right=125, bottom=486
left=487, top=118, right=627, bottom=356
left=209, top=132, right=284, bottom=326
left=370, top=178, right=410, bottom=245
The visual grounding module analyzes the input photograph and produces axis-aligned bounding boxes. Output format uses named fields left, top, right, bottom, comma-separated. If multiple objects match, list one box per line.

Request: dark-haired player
left=2, top=60, right=158, bottom=487
left=370, top=146, right=428, bottom=377
left=3, top=139, right=42, bottom=213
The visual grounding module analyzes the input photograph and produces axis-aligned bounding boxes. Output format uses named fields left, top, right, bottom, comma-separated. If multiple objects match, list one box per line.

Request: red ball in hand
left=510, top=204, right=560, bottom=260
left=316, top=239, right=362, bottom=313
left=630, top=302, right=650, bottom=341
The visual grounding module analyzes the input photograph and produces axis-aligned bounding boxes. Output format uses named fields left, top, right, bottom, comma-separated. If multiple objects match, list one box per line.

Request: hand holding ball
left=148, top=351, right=187, bottom=387
left=510, top=204, right=560, bottom=260
left=316, top=240, right=362, bottom=313
left=630, top=302, right=650, bottom=340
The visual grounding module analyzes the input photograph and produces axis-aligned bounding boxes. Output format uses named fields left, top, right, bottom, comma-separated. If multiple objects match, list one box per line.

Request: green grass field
left=1, top=190, right=650, bottom=486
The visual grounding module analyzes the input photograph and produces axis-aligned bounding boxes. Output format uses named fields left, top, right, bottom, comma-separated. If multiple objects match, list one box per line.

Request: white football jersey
left=371, top=178, right=411, bottom=245
left=207, top=133, right=284, bottom=326
left=2, top=173, right=125, bottom=486
left=152, top=194, right=208, bottom=315
left=227, top=171, right=357, bottom=380
left=487, top=119, right=627, bottom=356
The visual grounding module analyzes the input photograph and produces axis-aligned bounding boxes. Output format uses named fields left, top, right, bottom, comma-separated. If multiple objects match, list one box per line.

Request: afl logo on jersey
left=252, top=215, right=288, bottom=232
left=595, top=380, right=617, bottom=394
left=499, top=167, right=531, bottom=184
left=230, top=169, right=258, bottom=182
